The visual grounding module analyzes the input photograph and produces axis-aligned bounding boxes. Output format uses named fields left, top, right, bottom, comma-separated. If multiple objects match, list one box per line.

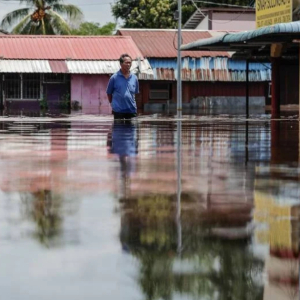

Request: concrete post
left=270, top=43, right=283, bottom=119
left=271, top=57, right=281, bottom=118
left=246, top=59, right=249, bottom=118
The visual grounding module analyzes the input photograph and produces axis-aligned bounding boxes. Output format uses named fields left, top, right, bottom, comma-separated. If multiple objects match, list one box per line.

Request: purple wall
left=45, top=83, right=69, bottom=108
left=71, top=75, right=112, bottom=114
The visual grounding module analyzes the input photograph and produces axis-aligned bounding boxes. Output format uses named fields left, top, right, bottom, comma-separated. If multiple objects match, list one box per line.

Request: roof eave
left=181, top=21, right=300, bottom=52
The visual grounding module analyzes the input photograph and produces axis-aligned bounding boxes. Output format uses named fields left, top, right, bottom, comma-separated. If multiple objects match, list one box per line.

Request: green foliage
left=59, top=92, right=70, bottom=109
left=111, top=0, right=254, bottom=28
left=1, top=0, right=83, bottom=35
left=21, top=190, right=63, bottom=248
left=112, top=0, right=183, bottom=28
left=71, top=22, right=116, bottom=35
left=119, top=192, right=264, bottom=300
left=40, top=97, right=48, bottom=111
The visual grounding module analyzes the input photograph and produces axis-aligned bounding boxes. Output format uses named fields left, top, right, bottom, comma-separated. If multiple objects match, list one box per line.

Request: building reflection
left=114, top=121, right=266, bottom=300
left=0, top=123, right=79, bottom=247
left=254, top=120, right=300, bottom=300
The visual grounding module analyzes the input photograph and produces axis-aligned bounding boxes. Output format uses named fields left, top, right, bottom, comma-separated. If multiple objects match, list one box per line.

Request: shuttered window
left=149, top=83, right=171, bottom=100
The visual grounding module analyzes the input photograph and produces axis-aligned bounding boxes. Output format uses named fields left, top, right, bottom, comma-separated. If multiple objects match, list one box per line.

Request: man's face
left=121, top=56, right=132, bottom=73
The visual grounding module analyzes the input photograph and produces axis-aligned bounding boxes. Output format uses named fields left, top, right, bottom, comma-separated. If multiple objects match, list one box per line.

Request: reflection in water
left=118, top=120, right=267, bottom=300
left=254, top=120, right=300, bottom=300
left=21, top=190, right=62, bottom=247
left=0, top=117, right=298, bottom=299
left=255, top=166, right=300, bottom=300
left=176, top=120, right=182, bottom=255
left=108, top=120, right=138, bottom=199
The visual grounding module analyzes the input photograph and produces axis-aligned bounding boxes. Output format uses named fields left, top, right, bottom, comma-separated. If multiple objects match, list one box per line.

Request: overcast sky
left=0, top=0, right=116, bottom=30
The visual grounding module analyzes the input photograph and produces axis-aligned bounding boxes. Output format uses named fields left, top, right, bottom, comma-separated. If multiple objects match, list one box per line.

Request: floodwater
left=0, top=114, right=299, bottom=300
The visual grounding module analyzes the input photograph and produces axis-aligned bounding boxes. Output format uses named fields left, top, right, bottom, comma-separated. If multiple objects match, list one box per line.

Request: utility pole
left=176, top=0, right=182, bottom=255
left=177, top=0, right=182, bottom=118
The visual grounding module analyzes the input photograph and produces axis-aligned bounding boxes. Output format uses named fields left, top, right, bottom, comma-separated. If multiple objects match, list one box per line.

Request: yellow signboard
left=256, top=0, right=293, bottom=28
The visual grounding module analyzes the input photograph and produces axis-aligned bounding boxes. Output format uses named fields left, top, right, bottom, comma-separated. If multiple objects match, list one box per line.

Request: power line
left=192, top=0, right=253, bottom=9
left=189, top=0, right=254, bottom=24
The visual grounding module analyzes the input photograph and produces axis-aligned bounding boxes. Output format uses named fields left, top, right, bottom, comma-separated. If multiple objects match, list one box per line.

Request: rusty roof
left=117, top=29, right=229, bottom=58
left=0, top=35, right=144, bottom=60
left=48, top=60, right=69, bottom=73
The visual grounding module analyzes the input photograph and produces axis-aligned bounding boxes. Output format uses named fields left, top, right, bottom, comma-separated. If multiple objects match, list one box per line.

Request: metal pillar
left=271, top=57, right=281, bottom=118
left=246, top=60, right=249, bottom=118
left=176, top=119, right=182, bottom=254
left=177, top=0, right=182, bottom=118
left=245, top=121, right=249, bottom=165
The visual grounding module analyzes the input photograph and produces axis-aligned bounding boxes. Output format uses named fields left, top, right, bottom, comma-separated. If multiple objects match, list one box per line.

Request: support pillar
left=270, top=43, right=283, bottom=119
left=246, top=59, right=249, bottom=118
left=271, top=57, right=281, bottom=118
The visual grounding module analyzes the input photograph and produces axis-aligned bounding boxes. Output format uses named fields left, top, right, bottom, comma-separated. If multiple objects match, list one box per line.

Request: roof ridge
left=118, top=28, right=213, bottom=32
left=0, top=35, right=130, bottom=38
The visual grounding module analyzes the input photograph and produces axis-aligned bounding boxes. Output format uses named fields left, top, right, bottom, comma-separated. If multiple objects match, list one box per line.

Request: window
left=149, top=83, right=171, bottom=100
left=5, top=74, right=41, bottom=100
left=23, top=74, right=40, bottom=99
left=5, top=74, right=21, bottom=99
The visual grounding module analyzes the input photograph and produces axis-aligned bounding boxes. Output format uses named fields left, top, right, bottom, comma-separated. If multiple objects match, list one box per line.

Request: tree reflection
left=120, top=193, right=264, bottom=300
left=21, top=189, right=63, bottom=247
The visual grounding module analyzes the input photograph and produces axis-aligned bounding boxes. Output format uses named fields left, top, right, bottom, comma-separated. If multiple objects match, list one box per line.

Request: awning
left=0, top=59, right=154, bottom=77
left=0, top=60, right=52, bottom=73
left=181, top=21, right=300, bottom=56
left=66, top=59, right=153, bottom=76
left=48, top=60, right=68, bottom=73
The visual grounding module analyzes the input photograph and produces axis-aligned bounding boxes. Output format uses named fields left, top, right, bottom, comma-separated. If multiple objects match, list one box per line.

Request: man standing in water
left=106, top=54, right=139, bottom=119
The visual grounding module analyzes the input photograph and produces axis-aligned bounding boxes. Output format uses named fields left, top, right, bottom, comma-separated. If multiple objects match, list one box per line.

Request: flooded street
left=0, top=115, right=299, bottom=300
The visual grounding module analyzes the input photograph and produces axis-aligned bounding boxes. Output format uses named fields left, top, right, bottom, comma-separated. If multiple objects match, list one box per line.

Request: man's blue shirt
left=106, top=70, right=139, bottom=113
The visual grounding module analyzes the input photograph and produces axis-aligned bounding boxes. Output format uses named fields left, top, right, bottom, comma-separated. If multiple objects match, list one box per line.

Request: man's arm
left=135, top=77, right=139, bottom=94
left=106, top=75, right=114, bottom=104
left=107, top=94, right=112, bottom=104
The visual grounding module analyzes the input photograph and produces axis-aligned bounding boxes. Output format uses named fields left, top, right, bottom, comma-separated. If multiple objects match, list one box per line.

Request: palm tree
left=1, top=0, right=83, bottom=35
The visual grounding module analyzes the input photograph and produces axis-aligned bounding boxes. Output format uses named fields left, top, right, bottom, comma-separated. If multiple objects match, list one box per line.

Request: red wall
left=139, top=81, right=268, bottom=105
left=188, top=82, right=267, bottom=98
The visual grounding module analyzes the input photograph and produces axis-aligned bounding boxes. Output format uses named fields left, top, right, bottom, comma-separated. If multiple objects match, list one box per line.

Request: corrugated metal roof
left=223, top=21, right=300, bottom=43
left=0, top=59, right=52, bottom=73
left=66, top=59, right=153, bottom=76
left=181, top=35, right=225, bottom=51
left=49, top=60, right=68, bottom=73
left=118, top=29, right=229, bottom=58
left=140, top=57, right=270, bottom=81
left=181, top=21, right=300, bottom=50
left=139, top=68, right=271, bottom=81
left=0, top=59, right=153, bottom=76
left=0, top=35, right=144, bottom=60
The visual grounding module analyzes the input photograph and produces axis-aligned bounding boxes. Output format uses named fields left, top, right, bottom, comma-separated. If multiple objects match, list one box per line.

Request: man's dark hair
left=119, top=53, right=132, bottom=64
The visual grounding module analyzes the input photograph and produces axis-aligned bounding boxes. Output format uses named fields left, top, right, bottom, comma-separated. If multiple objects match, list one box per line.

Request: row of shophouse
left=0, top=25, right=272, bottom=113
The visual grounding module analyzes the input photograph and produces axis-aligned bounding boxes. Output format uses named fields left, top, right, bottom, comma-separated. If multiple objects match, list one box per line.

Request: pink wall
left=71, top=74, right=112, bottom=114
left=212, top=12, right=255, bottom=30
